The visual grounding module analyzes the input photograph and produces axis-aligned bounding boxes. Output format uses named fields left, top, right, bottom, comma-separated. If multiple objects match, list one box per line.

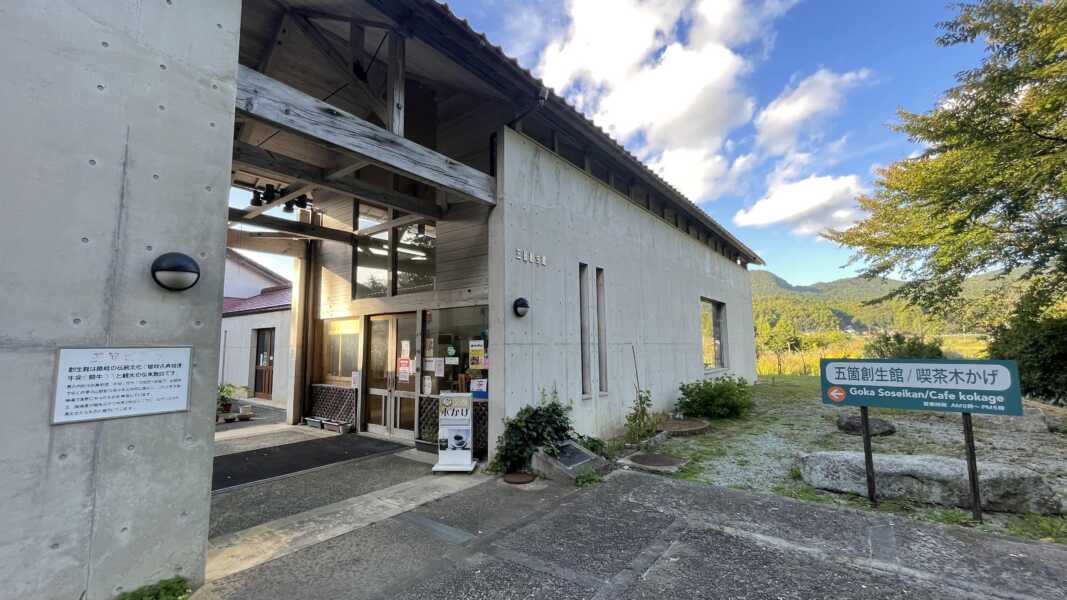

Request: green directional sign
left=819, top=358, right=1023, bottom=416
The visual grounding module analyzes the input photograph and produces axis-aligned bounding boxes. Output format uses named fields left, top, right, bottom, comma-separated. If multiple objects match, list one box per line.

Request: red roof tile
left=223, top=287, right=291, bottom=316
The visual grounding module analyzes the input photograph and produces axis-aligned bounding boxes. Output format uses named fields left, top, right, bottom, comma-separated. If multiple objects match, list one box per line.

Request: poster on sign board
left=469, top=340, right=485, bottom=369
left=52, top=347, right=191, bottom=424
left=433, top=393, right=476, bottom=473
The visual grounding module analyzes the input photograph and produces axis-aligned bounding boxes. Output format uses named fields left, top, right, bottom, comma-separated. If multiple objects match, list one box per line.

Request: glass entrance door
left=365, top=313, right=417, bottom=440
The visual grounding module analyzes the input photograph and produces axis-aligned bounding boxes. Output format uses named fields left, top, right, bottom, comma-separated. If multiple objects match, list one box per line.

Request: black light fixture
left=262, top=184, right=277, bottom=202
left=513, top=297, right=529, bottom=317
left=250, top=190, right=263, bottom=207
left=282, top=201, right=295, bottom=213
left=150, top=252, right=200, bottom=291
left=295, top=194, right=308, bottom=209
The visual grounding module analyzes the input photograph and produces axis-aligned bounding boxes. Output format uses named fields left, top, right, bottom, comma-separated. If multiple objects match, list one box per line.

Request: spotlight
left=283, top=201, right=295, bottom=213
left=513, top=297, right=530, bottom=318
left=263, top=184, right=277, bottom=202
left=250, top=190, right=263, bottom=207
left=295, top=195, right=308, bottom=209
left=150, top=252, right=201, bottom=291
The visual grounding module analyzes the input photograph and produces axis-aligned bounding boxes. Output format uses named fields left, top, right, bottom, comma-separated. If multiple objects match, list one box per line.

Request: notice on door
left=53, top=347, right=191, bottom=425
left=397, top=358, right=412, bottom=383
left=469, top=339, right=486, bottom=369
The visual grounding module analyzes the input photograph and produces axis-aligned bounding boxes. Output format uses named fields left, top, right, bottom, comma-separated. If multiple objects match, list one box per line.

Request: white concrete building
left=219, top=250, right=292, bottom=408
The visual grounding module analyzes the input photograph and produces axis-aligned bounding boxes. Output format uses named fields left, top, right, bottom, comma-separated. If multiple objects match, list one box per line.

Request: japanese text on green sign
left=820, top=358, right=1022, bottom=416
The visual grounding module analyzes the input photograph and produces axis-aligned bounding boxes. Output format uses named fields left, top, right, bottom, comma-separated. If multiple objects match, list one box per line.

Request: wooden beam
left=232, top=141, right=443, bottom=218
left=386, top=32, right=405, bottom=136
left=236, top=66, right=495, bottom=205
left=239, top=11, right=290, bottom=145
left=291, top=8, right=397, bottom=32
left=227, top=229, right=307, bottom=256
left=289, top=13, right=388, bottom=124
left=356, top=213, right=426, bottom=237
left=229, top=207, right=355, bottom=245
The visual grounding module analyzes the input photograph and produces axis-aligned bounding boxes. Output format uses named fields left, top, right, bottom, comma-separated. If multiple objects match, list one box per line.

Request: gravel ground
left=657, top=376, right=1067, bottom=543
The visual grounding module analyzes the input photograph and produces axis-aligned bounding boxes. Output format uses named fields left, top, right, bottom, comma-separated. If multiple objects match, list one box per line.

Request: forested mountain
left=750, top=270, right=1016, bottom=335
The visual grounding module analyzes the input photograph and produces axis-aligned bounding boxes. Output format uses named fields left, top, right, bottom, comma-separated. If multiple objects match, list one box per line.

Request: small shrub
left=676, top=376, right=753, bottom=420
left=115, top=577, right=191, bottom=600
left=574, top=469, right=602, bottom=488
left=490, top=388, right=572, bottom=473
left=625, top=389, right=658, bottom=442
left=572, top=433, right=606, bottom=456
left=864, top=333, right=944, bottom=359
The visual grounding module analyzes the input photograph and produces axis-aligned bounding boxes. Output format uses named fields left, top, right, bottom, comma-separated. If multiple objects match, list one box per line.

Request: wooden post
left=962, top=413, right=983, bottom=522
left=861, top=406, right=878, bottom=506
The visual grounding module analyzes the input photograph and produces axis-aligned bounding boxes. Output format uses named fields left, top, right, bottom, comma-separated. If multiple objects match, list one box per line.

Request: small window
left=700, top=299, right=726, bottom=370
left=595, top=267, right=607, bottom=393
left=579, top=263, right=590, bottom=396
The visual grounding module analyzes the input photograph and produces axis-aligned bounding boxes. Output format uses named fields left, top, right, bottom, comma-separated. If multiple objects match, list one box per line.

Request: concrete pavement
left=195, top=467, right=1067, bottom=599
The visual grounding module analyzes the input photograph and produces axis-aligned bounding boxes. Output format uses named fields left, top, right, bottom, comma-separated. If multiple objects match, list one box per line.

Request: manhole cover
left=504, top=472, right=536, bottom=485
left=629, top=453, right=684, bottom=467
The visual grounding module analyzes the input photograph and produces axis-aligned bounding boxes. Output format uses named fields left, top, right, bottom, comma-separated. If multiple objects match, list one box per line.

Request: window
left=579, top=263, right=590, bottom=396
left=421, top=306, right=488, bottom=395
left=595, top=267, right=607, bottom=392
left=353, top=202, right=437, bottom=299
left=323, top=318, right=362, bottom=382
left=700, top=299, right=726, bottom=370
left=354, top=203, right=390, bottom=299
left=395, top=221, right=436, bottom=295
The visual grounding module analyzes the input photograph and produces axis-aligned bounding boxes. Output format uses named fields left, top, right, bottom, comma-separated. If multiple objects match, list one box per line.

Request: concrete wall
left=0, top=2, right=239, bottom=598
left=490, top=128, right=756, bottom=443
left=219, top=309, right=292, bottom=406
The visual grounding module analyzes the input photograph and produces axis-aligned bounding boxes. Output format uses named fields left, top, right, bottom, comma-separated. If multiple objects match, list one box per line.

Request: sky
left=232, top=0, right=986, bottom=286
left=441, top=0, right=985, bottom=285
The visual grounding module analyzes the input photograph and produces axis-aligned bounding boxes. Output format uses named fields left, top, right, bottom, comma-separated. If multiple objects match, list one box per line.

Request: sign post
left=432, top=392, right=477, bottom=473
left=859, top=406, right=877, bottom=506
left=820, top=358, right=1022, bottom=518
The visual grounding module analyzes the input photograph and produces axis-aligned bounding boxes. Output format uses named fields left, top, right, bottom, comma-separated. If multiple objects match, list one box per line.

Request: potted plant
left=217, top=383, right=236, bottom=414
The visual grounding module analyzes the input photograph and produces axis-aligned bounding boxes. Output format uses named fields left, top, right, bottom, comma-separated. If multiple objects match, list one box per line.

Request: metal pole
left=861, top=406, right=877, bottom=506
left=962, top=412, right=983, bottom=523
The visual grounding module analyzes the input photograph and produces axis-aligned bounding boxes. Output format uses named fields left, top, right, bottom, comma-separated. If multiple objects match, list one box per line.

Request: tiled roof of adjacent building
left=223, top=285, right=291, bottom=317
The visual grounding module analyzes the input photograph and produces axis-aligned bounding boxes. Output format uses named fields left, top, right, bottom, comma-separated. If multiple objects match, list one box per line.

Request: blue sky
left=443, top=0, right=984, bottom=285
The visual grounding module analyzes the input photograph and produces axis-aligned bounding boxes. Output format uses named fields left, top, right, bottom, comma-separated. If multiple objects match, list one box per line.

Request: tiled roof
left=223, top=286, right=291, bottom=316
left=411, top=1, right=764, bottom=265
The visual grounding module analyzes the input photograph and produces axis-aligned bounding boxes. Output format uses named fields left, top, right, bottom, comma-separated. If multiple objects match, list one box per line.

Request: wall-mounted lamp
left=513, top=297, right=529, bottom=318
left=150, top=252, right=200, bottom=291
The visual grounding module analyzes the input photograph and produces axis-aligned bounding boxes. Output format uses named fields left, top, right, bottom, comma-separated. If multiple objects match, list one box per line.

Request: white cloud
left=536, top=0, right=795, bottom=201
left=733, top=174, right=864, bottom=235
left=499, top=2, right=568, bottom=68
left=755, top=68, right=870, bottom=155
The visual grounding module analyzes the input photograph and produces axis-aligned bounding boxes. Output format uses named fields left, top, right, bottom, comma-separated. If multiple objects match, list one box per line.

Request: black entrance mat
left=212, top=434, right=404, bottom=491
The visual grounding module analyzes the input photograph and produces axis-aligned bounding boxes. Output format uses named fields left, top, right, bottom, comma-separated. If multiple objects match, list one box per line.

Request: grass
left=1005, top=514, right=1067, bottom=544
left=115, top=577, right=191, bottom=600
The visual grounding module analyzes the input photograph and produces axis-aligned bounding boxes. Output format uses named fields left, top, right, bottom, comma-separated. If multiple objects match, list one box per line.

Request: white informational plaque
left=432, top=392, right=477, bottom=473
left=52, top=347, right=191, bottom=424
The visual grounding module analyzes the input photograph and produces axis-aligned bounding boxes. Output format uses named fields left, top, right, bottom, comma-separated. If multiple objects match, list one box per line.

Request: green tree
left=864, top=333, right=945, bottom=359
left=827, top=0, right=1067, bottom=311
left=758, top=319, right=801, bottom=376
left=987, top=279, right=1067, bottom=404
